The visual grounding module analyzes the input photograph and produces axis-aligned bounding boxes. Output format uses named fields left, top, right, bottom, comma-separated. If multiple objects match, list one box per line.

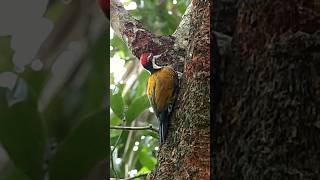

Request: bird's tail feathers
left=159, top=83, right=179, bottom=144
left=159, top=110, right=169, bottom=144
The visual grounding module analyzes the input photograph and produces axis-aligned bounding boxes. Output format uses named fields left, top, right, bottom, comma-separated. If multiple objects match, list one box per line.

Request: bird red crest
left=140, top=53, right=151, bottom=66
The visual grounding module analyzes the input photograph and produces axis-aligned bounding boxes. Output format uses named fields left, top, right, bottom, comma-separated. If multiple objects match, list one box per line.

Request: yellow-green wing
left=146, top=67, right=176, bottom=117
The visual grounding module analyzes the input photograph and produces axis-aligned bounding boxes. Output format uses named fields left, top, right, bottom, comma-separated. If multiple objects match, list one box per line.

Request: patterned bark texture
left=216, top=0, right=320, bottom=179
left=149, top=0, right=211, bottom=179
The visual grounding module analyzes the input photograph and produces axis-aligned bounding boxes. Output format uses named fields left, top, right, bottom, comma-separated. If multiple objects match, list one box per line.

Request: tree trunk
left=149, top=1, right=210, bottom=179
left=110, top=0, right=210, bottom=179
left=216, top=0, right=320, bottom=179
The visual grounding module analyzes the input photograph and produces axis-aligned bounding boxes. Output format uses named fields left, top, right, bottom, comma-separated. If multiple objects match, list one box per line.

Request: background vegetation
left=110, top=0, right=188, bottom=178
left=0, top=0, right=107, bottom=179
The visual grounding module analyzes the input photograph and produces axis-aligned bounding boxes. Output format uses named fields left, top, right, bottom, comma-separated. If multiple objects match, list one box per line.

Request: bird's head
left=140, top=53, right=162, bottom=73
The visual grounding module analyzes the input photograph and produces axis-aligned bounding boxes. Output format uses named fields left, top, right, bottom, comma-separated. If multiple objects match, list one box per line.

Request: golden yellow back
left=146, top=67, right=176, bottom=116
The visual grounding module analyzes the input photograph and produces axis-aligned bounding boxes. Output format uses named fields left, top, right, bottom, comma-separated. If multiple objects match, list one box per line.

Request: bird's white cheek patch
left=151, top=55, right=162, bottom=69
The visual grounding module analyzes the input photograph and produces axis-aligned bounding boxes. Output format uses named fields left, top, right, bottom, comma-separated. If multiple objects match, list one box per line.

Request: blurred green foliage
left=0, top=89, right=45, bottom=180
left=0, top=1, right=108, bottom=180
left=110, top=0, right=188, bottom=179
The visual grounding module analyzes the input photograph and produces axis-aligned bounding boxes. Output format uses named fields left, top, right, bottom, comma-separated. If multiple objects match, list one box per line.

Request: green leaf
left=111, top=36, right=129, bottom=58
left=138, top=166, right=151, bottom=174
left=110, top=113, right=121, bottom=125
left=110, top=85, right=124, bottom=119
left=110, top=129, right=121, bottom=138
left=138, top=71, right=149, bottom=84
left=134, top=71, right=148, bottom=98
left=143, top=130, right=159, bottom=139
left=49, top=110, right=107, bottom=180
left=138, top=148, right=157, bottom=170
left=177, top=0, right=188, bottom=12
left=79, top=32, right=109, bottom=117
left=0, top=88, right=46, bottom=180
left=125, top=95, right=150, bottom=124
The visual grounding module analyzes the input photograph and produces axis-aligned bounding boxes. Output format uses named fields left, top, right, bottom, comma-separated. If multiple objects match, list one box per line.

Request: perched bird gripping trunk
left=140, top=53, right=179, bottom=144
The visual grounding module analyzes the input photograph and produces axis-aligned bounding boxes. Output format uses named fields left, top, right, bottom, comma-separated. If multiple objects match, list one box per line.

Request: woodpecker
left=140, top=53, right=179, bottom=144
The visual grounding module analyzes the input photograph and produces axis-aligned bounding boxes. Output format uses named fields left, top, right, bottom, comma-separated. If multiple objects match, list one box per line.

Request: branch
left=109, top=0, right=184, bottom=70
left=172, top=2, right=193, bottom=49
left=110, top=125, right=158, bottom=133
left=110, top=0, right=174, bottom=59
left=121, top=173, right=149, bottom=180
left=110, top=130, right=123, bottom=179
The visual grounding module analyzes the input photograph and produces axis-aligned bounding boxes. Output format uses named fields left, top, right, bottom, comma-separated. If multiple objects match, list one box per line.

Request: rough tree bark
left=110, top=0, right=210, bottom=179
left=215, top=0, right=320, bottom=179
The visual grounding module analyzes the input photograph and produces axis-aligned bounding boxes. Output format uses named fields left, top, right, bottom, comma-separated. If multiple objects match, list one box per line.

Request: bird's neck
left=144, top=62, right=161, bottom=74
